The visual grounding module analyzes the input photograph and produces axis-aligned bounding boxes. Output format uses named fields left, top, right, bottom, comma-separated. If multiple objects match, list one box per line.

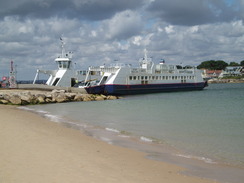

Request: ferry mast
left=9, top=60, right=17, bottom=88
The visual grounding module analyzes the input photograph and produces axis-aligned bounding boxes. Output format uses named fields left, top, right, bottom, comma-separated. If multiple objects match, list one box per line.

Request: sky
left=0, top=0, right=243, bottom=80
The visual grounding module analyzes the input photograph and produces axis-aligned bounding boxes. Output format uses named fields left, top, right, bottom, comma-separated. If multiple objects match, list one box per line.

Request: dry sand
left=0, top=105, right=218, bottom=183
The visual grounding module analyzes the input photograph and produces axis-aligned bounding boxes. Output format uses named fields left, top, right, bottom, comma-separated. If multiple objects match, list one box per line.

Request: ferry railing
left=88, top=66, right=120, bottom=73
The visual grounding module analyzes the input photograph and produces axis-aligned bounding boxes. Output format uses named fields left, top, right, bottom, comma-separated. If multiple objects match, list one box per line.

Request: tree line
left=197, top=60, right=244, bottom=70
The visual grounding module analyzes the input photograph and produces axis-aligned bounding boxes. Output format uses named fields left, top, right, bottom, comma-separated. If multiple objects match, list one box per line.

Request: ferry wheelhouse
left=82, top=50, right=208, bottom=95
left=33, top=39, right=87, bottom=87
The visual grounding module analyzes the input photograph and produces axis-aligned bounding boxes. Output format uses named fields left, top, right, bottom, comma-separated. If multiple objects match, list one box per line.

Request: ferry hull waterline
left=82, top=49, right=208, bottom=95
left=86, top=82, right=207, bottom=95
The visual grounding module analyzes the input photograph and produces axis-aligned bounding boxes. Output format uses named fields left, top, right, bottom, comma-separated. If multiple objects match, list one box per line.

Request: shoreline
left=0, top=105, right=218, bottom=183
left=207, top=79, right=244, bottom=84
left=21, top=103, right=244, bottom=183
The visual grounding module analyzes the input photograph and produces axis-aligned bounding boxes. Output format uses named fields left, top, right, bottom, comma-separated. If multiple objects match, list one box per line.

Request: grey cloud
left=0, top=0, right=244, bottom=80
left=147, top=0, right=241, bottom=26
left=105, top=10, right=143, bottom=40
left=0, top=0, right=144, bottom=20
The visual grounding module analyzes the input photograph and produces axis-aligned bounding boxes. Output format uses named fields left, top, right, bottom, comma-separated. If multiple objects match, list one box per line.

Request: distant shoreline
left=207, top=79, right=244, bottom=84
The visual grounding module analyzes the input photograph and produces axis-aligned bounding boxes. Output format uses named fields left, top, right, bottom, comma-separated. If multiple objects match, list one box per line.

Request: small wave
left=118, top=135, right=130, bottom=138
left=18, top=106, right=35, bottom=111
left=99, top=137, right=113, bottom=145
left=175, top=154, right=216, bottom=164
left=66, top=121, right=88, bottom=128
left=105, top=128, right=120, bottom=133
left=43, top=114, right=63, bottom=123
left=140, top=136, right=153, bottom=143
left=36, top=110, right=50, bottom=114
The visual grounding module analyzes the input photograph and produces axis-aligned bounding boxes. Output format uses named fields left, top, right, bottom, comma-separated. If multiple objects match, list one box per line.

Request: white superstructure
left=83, top=49, right=207, bottom=95
left=33, top=39, right=86, bottom=87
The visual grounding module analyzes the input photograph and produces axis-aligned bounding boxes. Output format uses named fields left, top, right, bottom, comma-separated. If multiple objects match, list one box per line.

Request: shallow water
left=25, top=83, right=244, bottom=182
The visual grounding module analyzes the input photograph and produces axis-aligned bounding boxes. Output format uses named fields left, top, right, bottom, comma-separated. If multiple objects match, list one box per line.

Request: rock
left=55, top=93, right=68, bottom=103
left=107, top=95, right=117, bottom=100
left=65, top=93, right=76, bottom=101
left=82, top=96, right=92, bottom=102
left=9, top=95, right=22, bottom=105
left=95, top=96, right=104, bottom=101
left=74, top=94, right=83, bottom=101
left=36, top=95, right=46, bottom=104
left=20, top=92, right=35, bottom=104
left=45, top=98, right=53, bottom=103
left=3, top=94, right=10, bottom=101
left=51, top=92, right=58, bottom=102
left=0, top=93, right=5, bottom=99
left=100, top=94, right=107, bottom=99
left=82, top=94, right=93, bottom=101
left=0, top=99, right=9, bottom=104
left=0, top=90, right=119, bottom=105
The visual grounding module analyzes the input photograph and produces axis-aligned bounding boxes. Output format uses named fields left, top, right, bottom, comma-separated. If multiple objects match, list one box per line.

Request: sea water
left=25, top=83, right=244, bottom=182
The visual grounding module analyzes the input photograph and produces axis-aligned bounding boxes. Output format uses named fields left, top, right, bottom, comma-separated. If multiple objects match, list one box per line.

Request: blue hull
left=85, top=82, right=208, bottom=95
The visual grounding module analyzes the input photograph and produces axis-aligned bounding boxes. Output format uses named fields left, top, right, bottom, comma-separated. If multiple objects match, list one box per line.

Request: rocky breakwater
left=0, top=89, right=119, bottom=105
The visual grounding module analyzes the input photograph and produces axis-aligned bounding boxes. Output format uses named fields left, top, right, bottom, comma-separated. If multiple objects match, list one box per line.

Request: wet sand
left=0, top=105, right=217, bottom=183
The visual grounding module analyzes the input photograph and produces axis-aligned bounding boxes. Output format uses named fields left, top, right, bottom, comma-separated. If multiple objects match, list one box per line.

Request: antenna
left=60, top=37, right=65, bottom=57
left=144, top=49, right=148, bottom=61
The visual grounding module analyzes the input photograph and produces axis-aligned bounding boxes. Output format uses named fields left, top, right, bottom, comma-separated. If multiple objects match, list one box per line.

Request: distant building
left=219, top=66, right=243, bottom=78
left=202, top=69, right=223, bottom=80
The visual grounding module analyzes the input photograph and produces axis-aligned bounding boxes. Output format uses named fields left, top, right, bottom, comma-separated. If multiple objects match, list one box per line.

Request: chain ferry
left=33, top=38, right=88, bottom=87
left=81, top=49, right=208, bottom=95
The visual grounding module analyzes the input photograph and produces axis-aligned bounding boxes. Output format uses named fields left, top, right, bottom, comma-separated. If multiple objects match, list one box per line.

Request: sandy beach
left=0, top=105, right=217, bottom=183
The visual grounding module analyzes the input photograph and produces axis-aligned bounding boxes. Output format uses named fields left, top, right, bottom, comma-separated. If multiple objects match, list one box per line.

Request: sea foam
left=175, top=154, right=216, bottom=164
left=140, top=136, right=153, bottom=143
left=105, top=127, right=120, bottom=133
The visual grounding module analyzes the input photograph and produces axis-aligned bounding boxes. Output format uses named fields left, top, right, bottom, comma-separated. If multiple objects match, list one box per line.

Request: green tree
left=229, top=62, right=239, bottom=66
left=240, top=60, right=244, bottom=66
left=197, top=60, right=228, bottom=70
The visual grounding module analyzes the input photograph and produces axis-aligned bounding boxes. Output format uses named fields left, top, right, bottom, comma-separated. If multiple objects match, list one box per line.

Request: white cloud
left=105, top=10, right=143, bottom=40
left=0, top=1, right=244, bottom=80
left=132, top=36, right=142, bottom=46
left=165, top=25, right=174, bottom=34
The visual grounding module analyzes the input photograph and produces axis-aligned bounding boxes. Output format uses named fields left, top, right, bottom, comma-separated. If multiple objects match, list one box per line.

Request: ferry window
left=181, top=76, right=183, bottom=79
left=166, top=76, right=168, bottom=80
left=172, top=76, right=174, bottom=80
left=156, top=76, right=158, bottom=80
left=149, top=76, right=151, bottom=80
left=138, top=76, right=140, bottom=80
left=129, top=76, right=132, bottom=80
left=58, top=61, right=62, bottom=68
left=169, top=76, right=171, bottom=80
left=152, top=76, right=155, bottom=80
left=133, top=76, right=137, bottom=80
left=63, top=62, right=67, bottom=68
left=159, top=76, right=162, bottom=80
left=141, top=76, right=144, bottom=80
left=162, top=76, right=165, bottom=80
left=145, top=76, right=148, bottom=80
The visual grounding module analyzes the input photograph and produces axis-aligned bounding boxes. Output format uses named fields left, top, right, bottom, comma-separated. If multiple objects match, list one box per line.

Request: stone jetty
left=0, top=89, right=119, bottom=105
